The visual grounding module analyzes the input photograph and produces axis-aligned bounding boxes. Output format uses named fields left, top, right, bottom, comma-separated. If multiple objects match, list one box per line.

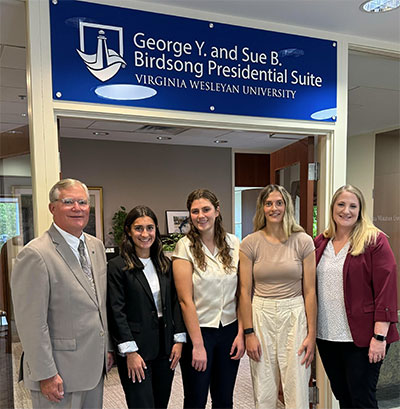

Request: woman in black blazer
left=107, top=205, right=186, bottom=409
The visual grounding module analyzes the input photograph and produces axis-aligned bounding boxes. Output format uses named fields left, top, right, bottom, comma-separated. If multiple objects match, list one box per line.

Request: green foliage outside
left=313, top=205, right=318, bottom=238
left=0, top=201, right=19, bottom=249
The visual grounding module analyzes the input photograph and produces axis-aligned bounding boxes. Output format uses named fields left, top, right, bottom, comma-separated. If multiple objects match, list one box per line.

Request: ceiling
left=0, top=0, right=399, bottom=154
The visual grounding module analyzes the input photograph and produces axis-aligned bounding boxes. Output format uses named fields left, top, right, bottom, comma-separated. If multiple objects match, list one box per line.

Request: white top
left=139, top=258, right=163, bottom=317
left=172, top=233, right=239, bottom=328
left=118, top=258, right=186, bottom=356
left=317, top=240, right=353, bottom=341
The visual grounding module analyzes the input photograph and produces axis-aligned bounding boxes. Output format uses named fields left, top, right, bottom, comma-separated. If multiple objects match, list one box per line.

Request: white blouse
left=317, top=240, right=353, bottom=341
left=140, top=258, right=163, bottom=317
left=172, top=233, right=239, bottom=328
left=118, top=258, right=186, bottom=356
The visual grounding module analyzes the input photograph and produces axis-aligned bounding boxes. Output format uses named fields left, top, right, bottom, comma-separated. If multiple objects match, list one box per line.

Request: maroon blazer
left=314, top=232, right=399, bottom=347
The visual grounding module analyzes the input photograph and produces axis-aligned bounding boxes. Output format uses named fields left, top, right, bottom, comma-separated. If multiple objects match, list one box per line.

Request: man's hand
left=40, top=374, right=64, bottom=403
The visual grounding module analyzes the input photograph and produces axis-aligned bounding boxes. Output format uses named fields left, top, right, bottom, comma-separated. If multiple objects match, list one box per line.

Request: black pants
left=317, top=338, right=388, bottom=409
left=180, top=320, right=240, bottom=409
left=116, top=322, right=174, bottom=409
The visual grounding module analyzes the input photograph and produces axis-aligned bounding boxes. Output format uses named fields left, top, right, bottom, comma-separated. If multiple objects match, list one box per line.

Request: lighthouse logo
left=76, top=21, right=126, bottom=82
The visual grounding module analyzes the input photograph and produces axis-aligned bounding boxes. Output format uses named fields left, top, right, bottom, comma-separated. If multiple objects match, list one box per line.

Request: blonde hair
left=324, top=185, right=381, bottom=256
left=253, top=184, right=304, bottom=239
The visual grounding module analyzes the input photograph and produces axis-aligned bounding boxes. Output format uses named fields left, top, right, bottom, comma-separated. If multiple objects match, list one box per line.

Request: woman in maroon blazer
left=315, top=185, right=398, bottom=409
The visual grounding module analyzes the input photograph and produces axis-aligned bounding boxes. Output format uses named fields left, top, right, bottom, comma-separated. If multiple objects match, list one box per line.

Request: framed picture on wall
left=11, top=186, right=34, bottom=245
left=84, top=187, right=104, bottom=242
left=0, top=195, right=22, bottom=248
left=166, top=210, right=190, bottom=234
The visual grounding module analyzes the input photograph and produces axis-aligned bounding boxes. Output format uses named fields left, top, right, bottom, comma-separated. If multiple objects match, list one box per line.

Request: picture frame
left=165, top=210, right=190, bottom=234
left=11, top=186, right=34, bottom=245
left=84, top=187, right=104, bottom=242
left=0, top=195, right=22, bottom=247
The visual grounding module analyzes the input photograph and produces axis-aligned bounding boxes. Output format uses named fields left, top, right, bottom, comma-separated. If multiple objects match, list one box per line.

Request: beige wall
left=374, top=129, right=400, bottom=391
left=60, top=138, right=233, bottom=245
left=346, top=132, right=375, bottom=219
left=374, top=129, right=400, bottom=266
left=0, top=155, right=31, bottom=177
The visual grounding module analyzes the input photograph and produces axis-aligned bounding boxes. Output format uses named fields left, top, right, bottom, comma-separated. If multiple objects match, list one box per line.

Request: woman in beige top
left=239, top=184, right=316, bottom=409
left=173, top=189, right=244, bottom=409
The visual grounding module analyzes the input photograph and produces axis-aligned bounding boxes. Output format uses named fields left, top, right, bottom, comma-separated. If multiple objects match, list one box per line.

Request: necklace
left=140, top=257, right=151, bottom=269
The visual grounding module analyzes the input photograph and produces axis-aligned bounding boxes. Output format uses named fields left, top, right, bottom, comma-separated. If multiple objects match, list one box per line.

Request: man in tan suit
left=11, top=179, right=113, bottom=409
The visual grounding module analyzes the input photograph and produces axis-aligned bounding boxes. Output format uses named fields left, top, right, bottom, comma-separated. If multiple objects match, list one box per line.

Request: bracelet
left=244, top=328, right=254, bottom=335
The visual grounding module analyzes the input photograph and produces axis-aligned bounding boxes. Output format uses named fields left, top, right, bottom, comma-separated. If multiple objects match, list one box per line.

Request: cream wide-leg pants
left=250, top=295, right=310, bottom=409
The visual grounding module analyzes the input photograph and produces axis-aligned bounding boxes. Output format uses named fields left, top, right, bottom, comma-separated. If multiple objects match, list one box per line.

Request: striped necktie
left=78, top=239, right=97, bottom=296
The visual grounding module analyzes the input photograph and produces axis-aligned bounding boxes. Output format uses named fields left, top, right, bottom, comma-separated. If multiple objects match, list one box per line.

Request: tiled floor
left=12, top=342, right=255, bottom=409
left=103, top=356, right=255, bottom=409
left=12, top=342, right=399, bottom=409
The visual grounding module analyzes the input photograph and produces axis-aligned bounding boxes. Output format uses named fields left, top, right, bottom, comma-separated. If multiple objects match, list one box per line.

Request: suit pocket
left=51, top=338, right=77, bottom=350
left=128, top=322, right=141, bottom=333
left=363, top=303, right=375, bottom=313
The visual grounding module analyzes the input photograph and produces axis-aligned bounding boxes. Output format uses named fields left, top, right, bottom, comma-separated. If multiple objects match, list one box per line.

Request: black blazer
left=107, top=255, right=185, bottom=361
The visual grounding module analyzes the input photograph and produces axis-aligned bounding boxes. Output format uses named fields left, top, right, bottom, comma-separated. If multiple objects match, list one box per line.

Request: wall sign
left=50, top=0, right=337, bottom=121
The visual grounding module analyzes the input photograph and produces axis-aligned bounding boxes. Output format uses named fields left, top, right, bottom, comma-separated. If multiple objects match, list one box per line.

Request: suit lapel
left=85, top=235, right=102, bottom=305
left=159, top=271, right=167, bottom=311
left=134, top=269, right=156, bottom=307
left=48, top=225, right=98, bottom=306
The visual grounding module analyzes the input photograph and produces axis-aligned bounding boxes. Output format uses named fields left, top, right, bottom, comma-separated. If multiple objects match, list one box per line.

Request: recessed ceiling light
left=360, top=0, right=400, bottom=12
left=93, top=131, right=109, bottom=136
left=7, top=130, right=23, bottom=134
left=214, top=140, right=228, bottom=144
left=156, top=136, right=172, bottom=140
left=21, top=113, right=27, bottom=117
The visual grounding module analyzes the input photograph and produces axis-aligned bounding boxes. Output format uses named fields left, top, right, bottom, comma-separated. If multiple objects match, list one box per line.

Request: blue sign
left=50, top=0, right=337, bottom=121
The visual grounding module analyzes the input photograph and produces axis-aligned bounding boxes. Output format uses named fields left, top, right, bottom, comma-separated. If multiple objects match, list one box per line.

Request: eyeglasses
left=56, top=198, right=89, bottom=207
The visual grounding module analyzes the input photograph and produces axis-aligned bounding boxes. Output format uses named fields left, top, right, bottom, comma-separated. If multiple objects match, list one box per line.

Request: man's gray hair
left=49, top=179, right=90, bottom=203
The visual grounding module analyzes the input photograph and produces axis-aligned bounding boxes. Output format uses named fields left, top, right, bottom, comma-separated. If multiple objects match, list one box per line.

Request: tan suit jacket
left=11, top=224, right=109, bottom=392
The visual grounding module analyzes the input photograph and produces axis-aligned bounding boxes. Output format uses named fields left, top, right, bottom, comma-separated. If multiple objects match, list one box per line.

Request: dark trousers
left=180, top=320, right=240, bottom=409
left=116, top=322, right=174, bottom=409
left=116, top=354, right=173, bottom=409
left=317, top=338, right=388, bottom=409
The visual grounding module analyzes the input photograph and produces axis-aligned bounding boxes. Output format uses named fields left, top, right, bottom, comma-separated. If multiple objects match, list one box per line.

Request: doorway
left=236, top=136, right=317, bottom=240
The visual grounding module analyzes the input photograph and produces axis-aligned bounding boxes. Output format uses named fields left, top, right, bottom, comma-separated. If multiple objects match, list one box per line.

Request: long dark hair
left=120, top=205, right=170, bottom=273
left=186, top=189, right=233, bottom=272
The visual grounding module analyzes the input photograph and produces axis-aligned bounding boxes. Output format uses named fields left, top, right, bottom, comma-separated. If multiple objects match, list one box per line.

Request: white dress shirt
left=53, top=223, right=91, bottom=268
